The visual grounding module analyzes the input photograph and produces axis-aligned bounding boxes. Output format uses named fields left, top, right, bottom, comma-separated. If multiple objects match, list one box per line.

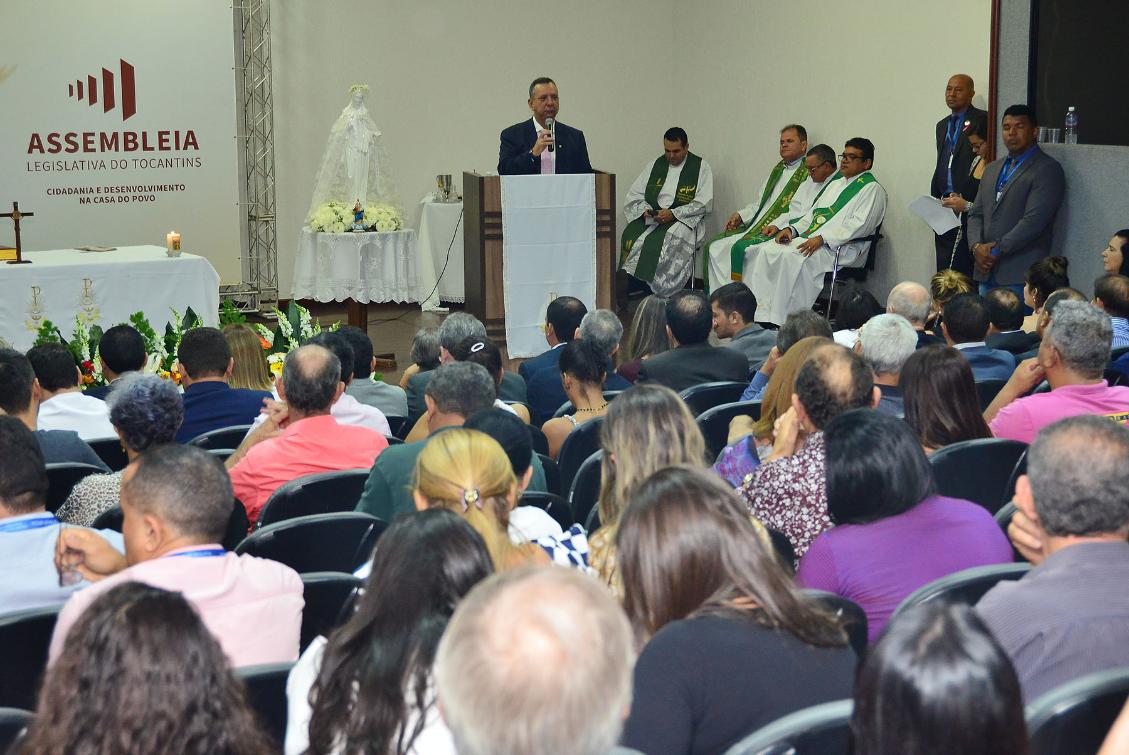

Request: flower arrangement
left=306, top=201, right=404, bottom=233
left=34, top=316, right=105, bottom=386
left=253, top=301, right=340, bottom=379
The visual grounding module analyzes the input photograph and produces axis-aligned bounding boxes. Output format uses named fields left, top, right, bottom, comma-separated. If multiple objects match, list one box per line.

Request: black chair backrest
left=0, top=708, right=33, bottom=754
left=1027, top=668, right=1129, bottom=755
left=697, top=400, right=763, bottom=461
left=86, top=436, right=129, bottom=471
left=518, top=491, right=574, bottom=530
left=557, top=418, right=603, bottom=496
left=44, top=463, right=105, bottom=514
left=928, top=438, right=1029, bottom=515
left=235, top=512, right=386, bottom=574
left=298, top=572, right=364, bottom=652
left=767, top=527, right=796, bottom=574
left=186, top=424, right=253, bottom=450
left=0, top=606, right=60, bottom=710
left=679, top=381, right=749, bottom=417
left=256, top=469, right=371, bottom=529
left=994, top=501, right=1017, bottom=533
left=537, top=453, right=562, bottom=497
left=95, top=499, right=248, bottom=551
left=1111, top=345, right=1129, bottom=362
left=206, top=448, right=236, bottom=463
left=974, top=378, right=1008, bottom=411
left=236, top=662, right=295, bottom=749
left=890, top=562, right=1032, bottom=623
left=567, top=450, right=603, bottom=530
left=384, top=435, right=405, bottom=446
left=584, top=501, right=601, bottom=534
left=385, top=415, right=409, bottom=440
left=802, top=590, right=868, bottom=661
left=527, top=424, right=550, bottom=457
left=90, top=506, right=124, bottom=531
left=551, top=390, right=624, bottom=420
left=1104, top=367, right=1128, bottom=387
left=723, top=699, right=854, bottom=755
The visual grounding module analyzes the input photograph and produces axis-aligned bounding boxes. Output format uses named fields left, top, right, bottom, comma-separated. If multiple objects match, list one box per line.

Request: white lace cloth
left=415, top=195, right=465, bottom=304
left=292, top=228, right=420, bottom=303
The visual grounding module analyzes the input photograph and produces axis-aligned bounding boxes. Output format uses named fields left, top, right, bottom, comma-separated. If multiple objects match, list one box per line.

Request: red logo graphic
left=67, top=59, right=136, bottom=121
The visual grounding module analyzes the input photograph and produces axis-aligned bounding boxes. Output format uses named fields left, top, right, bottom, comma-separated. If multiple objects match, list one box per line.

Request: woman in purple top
left=797, top=410, right=1013, bottom=643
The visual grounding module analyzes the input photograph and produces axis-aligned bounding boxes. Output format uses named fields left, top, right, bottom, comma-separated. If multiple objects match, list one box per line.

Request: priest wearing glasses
left=498, top=77, right=593, bottom=175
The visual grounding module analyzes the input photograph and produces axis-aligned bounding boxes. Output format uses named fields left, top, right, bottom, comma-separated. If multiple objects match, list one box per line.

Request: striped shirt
left=1112, top=316, right=1129, bottom=351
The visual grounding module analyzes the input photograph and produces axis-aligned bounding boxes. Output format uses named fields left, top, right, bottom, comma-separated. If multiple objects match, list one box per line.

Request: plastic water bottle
left=1064, top=107, right=1079, bottom=145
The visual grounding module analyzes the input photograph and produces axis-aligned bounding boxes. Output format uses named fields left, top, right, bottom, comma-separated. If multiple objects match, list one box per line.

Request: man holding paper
left=619, top=128, right=714, bottom=296
left=498, top=77, right=593, bottom=176
left=931, top=74, right=987, bottom=272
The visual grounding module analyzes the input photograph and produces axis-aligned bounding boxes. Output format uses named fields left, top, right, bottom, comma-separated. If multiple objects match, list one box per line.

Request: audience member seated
left=337, top=324, right=409, bottom=418
left=435, top=567, right=636, bottom=755
left=223, top=323, right=276, bottom=392
left=638, top=290, right=750, bottom=392
left=852, top=602, right=1027, bottom=755
left=51, top=444, right=304, bottom=666
left=985, top=286, right=1039, bottom=355
left=25, top=583, right=274, bottom=755
left=590, top=385, right=706, bottom=595
left=856, top=313, right=916, bottom=417
left=901, top=345, right=992, bottom=453
left=1094, top=273, right=1129, bottom=350
left=986, top=301, right=1129, bottom=443
left=978, top=416, right=1129, bottom=700
left=797, top=410, right=1011, bottom=641
left=56, top=374, right=183, bottom=527
left=307, top=331, right=390, bottom=435
left=0, top=416, right=123, bottom=613
left=227, top=344, right=388, bottom=524
left=1015, top=286, right=1087, bottom=362
left=399, top=326, right=440, bottom=390
left=832, top=286, right=883, bottom=348
left=84, top=323, right=147, bottom=400
left=942, top=293, right=1016, bottom=381
left=619, top=467, right=855, bottom=755
left=521, top=296, right=588, bottom=423
left=616, top=294, right=670, bottom=383
left=578, top=308, right=633, bottom=391
left=174, top=327, right=273, bottom=443
left=542, top=340, right=610, bottom=459
left=927, top=268, right=974, bottom=333
left=1021, top=255, right=1070, bottom=333
left=710, top=282, right=775, bottom=372
left=413, top=428, right=587, bottom=569
left=740, top=309, right=833, bottom=401
left=887, top=281, right=944, bottom=348
left=738, top=343, right=878, bottom=557
left=0, top=348, right=107, bottom=470
left=285, top=509, right=492, bottom=755
left=27, top=342, right=115, bottom=440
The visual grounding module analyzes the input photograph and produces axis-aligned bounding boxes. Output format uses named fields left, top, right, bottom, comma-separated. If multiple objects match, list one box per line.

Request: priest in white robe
left=743, top=138, right=888, bottom=326
left=619, top=127, right=714, bottom=296
left=704, top=124, right=809, bottom=293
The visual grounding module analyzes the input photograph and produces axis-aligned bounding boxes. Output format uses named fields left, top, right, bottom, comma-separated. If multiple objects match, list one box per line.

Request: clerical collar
left=785, top=157, right=803, bottom=168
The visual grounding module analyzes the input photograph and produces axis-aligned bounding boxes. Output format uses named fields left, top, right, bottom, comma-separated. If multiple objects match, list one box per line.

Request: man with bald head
left=226, top=344, right=389, bottom=524
left=932, top=74, right=987, bottom=272
left=887, top=281, right=944, bottom=348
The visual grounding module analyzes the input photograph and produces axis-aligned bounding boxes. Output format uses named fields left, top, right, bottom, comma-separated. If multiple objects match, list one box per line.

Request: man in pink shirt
left=985, top=301, right=1129, bottom=443
left=226, top=344, right=388, bottom=524
left=51, top=444, right=303, bottom=667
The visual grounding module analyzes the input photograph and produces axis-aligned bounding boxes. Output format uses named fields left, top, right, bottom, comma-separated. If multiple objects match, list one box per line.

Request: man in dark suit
left=498, top=77, right=592, bottom=176
left=520, top=296, right=587, bottom=423
left=86, top=324, right=147, bottom=400
left=932, top=74, right=988, bottom=272
left=968, top=104, right=1066, bottom=295
left=174, top=327, right=273, bottom=443
left=637, top=290, right=749, bottom=393
left=942, top=293, right=1016, bottom=382
left=985, top=287, right=1039, bottom=356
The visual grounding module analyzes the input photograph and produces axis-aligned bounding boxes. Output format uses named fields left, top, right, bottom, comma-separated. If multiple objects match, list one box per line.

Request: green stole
left=619, top=153, right=703, bottom=282
left=798, top=171, right=876, bottom=236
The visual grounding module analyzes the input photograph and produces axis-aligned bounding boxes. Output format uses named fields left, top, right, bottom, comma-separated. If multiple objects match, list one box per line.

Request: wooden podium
left=462, top=171, right=616, bottom=350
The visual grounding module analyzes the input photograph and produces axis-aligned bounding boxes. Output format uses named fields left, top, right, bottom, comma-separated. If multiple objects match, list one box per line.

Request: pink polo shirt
left=229, top=414, right=388, bottom=524
left=990, top=381, right=1129, bottom=444
left=49, top=545, right=304, bottom=667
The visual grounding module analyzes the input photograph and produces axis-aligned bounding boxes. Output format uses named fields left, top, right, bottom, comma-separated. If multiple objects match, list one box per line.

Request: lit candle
left=166, top=231, right=181, bottom=254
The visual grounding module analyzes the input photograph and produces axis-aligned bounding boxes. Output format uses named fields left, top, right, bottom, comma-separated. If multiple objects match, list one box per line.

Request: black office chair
left=1027, top=667, right=1129, bottom=755
left=584, top=501, right=601, bottom=535
left=255, top=469, right=371, bottom=529
left=818, top=225, right=883, bottom=319
left=556, top=418, right=603, bottom=497
left=537, top=453, right=562, bottom=496
left=95, top=498, right=249, bottom=552
left=1104, top=367, right=1128, bottom=387
left=890, top=562, right=1032, bottom=623
left=90, top=506, right=123, bottom=531
left=928, top=438, right=1029, bottom=515
left=568, top=450, right=603, bottom=530
left=298, top=572, right=364, bottom=652
left=518, top=491, right=574, bottom=531
left=697, top=400, right=762, bottom=461
left=384, top=415, right=409, bottom=440
left=802, top=590, right=868, bottom=661
left=679, top=381, right=749, bottom=417
left=384, top=435, right=404, bottom=446
left=0, top=606, right=60, bottom=710
left=551, top=389, right=624, bottom=419
left=723, top=699, right=854, bottom=755
left=527, top=424, right=550, bottom=457
left=237, top=662, right=295, bottom=749
left=44, top=463, right=106, bottom=513
left=766, top=527, right=796, bottom=574
left=86, top=436, right=129, bottom=471
left=0, top=708, right=33, bottom=754
left=974, top=378, right=1008, bottom=410
left=235, top=512, right=387, bottom=574
left=186, top=424, right=253, bottom=450
left=206, top=448, right=236, bottom=463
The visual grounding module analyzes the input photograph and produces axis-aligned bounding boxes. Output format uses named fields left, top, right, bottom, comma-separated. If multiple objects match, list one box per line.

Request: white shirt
left=37, top=391, right=116, bottom=441
left=533, top=116, right=555, bottom=174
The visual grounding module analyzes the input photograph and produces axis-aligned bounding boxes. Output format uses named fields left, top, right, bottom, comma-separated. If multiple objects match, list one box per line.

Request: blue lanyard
left=163, top=547, right=226, bottom=559
left=945, top=113, right=963, bottom=153
left=996, top=145, right=1039, bottom=195
left=0, top=514, right=58, bottom=533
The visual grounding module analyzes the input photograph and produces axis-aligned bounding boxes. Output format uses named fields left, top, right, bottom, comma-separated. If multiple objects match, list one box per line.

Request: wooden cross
left=1, top=201, right=33, bottom=265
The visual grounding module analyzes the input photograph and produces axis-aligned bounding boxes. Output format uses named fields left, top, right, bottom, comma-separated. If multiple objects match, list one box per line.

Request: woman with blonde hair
left=413, top=428, right=588, bottom=570
left=927, top=268, right=975, bottom=333
left=223, top=324, right=274, bottom=391
left=617, top=295, right=670, bottom=383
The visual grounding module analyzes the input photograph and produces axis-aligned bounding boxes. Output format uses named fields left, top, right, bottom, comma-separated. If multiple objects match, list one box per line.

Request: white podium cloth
left=416, top=195, right=465, bottom=304
left=292, top=228, right=420, bottom=304
left=500, top=175, right=596, bottom=358
left=0, top=246, right=219, bottom=351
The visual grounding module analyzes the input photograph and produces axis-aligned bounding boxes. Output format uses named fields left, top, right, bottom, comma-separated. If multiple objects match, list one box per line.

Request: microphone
left=545, top=117, right=555, bottom=152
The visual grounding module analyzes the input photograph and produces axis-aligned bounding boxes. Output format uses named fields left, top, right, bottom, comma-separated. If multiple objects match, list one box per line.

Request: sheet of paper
left=908, top=195, right=960, bottom=235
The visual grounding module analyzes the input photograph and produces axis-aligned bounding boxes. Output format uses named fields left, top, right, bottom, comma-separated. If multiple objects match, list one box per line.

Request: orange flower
left=259, top=336, right=271, bottom=350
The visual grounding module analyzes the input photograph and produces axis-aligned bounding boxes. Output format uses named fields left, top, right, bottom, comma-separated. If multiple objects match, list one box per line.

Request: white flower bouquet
left=363, top=203, right=404, bottom=232
left=306, top=201, right=403, bottom=233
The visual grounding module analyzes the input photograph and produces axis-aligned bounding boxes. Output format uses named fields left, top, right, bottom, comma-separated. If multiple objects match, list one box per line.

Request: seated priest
left=743, top=138, right=888, bottom=326
left=619, top=127, right=713, bottom=296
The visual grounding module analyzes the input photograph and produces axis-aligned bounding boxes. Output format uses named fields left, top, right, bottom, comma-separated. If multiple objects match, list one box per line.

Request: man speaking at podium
left=498, top=77, right=593, bottom=175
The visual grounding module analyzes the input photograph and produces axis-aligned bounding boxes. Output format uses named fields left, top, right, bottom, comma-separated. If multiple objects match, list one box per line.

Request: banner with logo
left=0, top=0, right=241, bottom=282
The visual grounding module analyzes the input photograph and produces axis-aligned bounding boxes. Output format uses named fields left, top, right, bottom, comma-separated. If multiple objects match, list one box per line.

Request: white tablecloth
left=416, top=196, right=465, bottom=304
left=0, top=246, right=219, bottom=351
left=292, top=228, right=422, bottom=304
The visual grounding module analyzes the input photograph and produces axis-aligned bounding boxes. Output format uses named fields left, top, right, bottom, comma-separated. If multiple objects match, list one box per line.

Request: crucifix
left=2, top=201, right=34, bottom=265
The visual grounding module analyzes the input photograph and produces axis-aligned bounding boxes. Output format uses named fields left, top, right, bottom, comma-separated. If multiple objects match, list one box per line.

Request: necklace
left=575, top=401, right=608, bottom=414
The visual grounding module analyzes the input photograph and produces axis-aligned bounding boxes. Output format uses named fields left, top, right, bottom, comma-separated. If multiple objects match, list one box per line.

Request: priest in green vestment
left=619, top=127, right=713, bottom=296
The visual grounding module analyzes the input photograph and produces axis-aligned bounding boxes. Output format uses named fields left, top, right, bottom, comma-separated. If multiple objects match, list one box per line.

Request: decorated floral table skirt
left=291, top=228, right=421, bottom=304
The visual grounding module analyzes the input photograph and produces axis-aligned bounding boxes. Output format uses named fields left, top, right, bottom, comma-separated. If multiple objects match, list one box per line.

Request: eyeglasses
left=839, top=153, right=866, bottom=162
